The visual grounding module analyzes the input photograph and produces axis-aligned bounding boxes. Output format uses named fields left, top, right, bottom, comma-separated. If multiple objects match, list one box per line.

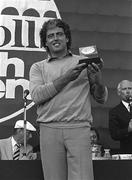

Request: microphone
left=23, top=89, right=29, bottom=99
left=129, top=97, right=132, bottom=102
left=126, top=96, right=132, bottom=102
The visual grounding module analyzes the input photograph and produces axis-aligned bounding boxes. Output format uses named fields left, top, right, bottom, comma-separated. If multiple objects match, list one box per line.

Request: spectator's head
left=13, top=120, right=36, bottom=145
left=90, top=127, right=100, bottom=145
left=117, top=80, right=132, bottom=102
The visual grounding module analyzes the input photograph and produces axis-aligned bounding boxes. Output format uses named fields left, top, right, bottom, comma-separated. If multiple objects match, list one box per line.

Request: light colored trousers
left=40, top=125, right=94, bottom=180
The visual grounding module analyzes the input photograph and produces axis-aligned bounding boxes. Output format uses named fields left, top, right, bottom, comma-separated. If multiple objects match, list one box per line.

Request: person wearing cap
left=0, top=120, right=37, bottom=160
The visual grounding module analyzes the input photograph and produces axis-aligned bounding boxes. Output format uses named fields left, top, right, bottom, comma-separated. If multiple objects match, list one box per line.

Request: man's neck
left=49, top=49, right=68, bottom=59
left=47, top=50, right=73, bottom=62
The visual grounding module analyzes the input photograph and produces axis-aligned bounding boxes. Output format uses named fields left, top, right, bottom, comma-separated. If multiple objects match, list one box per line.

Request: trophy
left=79, top=45, right=104, bottom=69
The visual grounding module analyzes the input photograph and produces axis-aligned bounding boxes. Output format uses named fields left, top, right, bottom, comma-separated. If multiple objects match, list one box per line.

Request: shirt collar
left=11, top=136, right=20, bottom=148
left=122, top=100, right=130, bottom=111
left=11, top=136, right=18, bottom=148
left=47, top=50, right=72, bottom=62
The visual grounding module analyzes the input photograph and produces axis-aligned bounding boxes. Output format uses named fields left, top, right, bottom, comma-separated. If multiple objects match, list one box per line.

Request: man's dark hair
left=40, top=18, right=72, bottom=51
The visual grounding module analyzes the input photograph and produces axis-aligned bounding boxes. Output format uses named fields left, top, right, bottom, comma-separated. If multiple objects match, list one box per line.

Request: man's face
left=17, top=129, right=32, bottom=145
left=90, top=130, right=98, bottom=144
left=46, top=27, right=68, bottom=56
left=119, top=81, right=132, bottom=102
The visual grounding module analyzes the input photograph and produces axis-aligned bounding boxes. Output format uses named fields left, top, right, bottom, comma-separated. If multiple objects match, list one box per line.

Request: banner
left=0, top=0, right=61, bottom=129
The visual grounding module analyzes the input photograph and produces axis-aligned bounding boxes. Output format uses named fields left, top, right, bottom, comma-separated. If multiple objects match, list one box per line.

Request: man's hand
left=128, top=119, right=132, bottom=132
left=28, top=153, right=37, bottom=160
left=87, top=62, right=102, bottom=85
left=65, top=63, right=87, bottom=81
left=20, top=155, right=29, bottom=160
left=20, top=153, right=37, bottom=160
left=87, top=62, right=108, bottom=104
left=53, top=63, right=86, bottom=92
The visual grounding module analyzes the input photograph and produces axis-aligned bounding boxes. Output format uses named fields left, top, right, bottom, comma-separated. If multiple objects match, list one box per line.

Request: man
left=109, top=80, right=132, bottom=154
left=0, top=120, right=37, bottom=160
left=29, top=19, right=108, bottom=180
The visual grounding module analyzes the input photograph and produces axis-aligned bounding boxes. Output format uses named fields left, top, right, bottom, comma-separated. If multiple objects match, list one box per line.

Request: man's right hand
left=53, top=63, right=86, bottom=92
left=65, top=63, right=87, bottom=81
left=128, top=119, right=132, bottom=132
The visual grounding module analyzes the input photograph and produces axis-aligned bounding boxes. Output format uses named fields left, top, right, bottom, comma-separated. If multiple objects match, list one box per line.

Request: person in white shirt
left=0, top=120, right=37, bottom=160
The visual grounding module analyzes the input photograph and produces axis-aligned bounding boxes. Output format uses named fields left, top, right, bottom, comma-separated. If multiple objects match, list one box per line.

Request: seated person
left=0, top=120, right=37, bottom=160
left=90, top=127, right=104, bottom=157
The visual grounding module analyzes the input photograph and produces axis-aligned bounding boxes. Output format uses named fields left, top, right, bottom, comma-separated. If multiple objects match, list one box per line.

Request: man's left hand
left=87, top=63, right=103, bottom=85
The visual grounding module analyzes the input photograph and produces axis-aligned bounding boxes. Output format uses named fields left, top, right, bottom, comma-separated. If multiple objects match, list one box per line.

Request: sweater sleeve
left=29, top=63, right=58, bottom=105
left=90, top=84, right=108, bottom=104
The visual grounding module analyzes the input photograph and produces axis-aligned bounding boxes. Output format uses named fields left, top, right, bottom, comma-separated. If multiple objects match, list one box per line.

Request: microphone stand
left=23, top=96, right=27, bottom=156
